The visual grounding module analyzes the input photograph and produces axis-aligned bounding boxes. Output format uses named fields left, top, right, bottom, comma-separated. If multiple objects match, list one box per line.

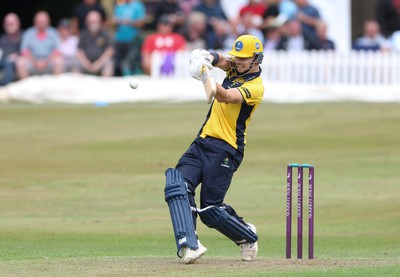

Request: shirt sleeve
left=77, top=33, right=85, bottom=50
left=52, top=29, right=61, bottom=49
left=137, top=2, right=146, bottom=20
left=104, top=32, right=113, bottom=48
left=20, top=29, right=30, bottom=54
left=237, top=80, right=264, bottom=105
left=141, top=35, right=153, bottom=54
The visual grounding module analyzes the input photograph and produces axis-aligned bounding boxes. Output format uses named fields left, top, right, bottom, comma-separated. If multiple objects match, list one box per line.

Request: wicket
left=286, top=163, right=314, bottom=259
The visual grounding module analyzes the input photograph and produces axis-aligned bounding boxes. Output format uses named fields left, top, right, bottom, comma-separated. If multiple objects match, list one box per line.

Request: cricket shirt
left=198, top=68, right=264, bottom=154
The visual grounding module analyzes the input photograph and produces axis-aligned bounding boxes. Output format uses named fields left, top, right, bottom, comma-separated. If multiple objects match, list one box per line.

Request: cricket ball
left=129, top=79, right=139, bottom=89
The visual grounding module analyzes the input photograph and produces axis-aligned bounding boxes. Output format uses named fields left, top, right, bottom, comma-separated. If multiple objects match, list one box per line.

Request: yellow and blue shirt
left=198, top=69, right=264, bottom=154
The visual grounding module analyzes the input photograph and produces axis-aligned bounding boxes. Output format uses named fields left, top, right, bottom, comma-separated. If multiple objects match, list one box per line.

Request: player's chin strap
left=229, top=52, right=263, bottom=77
left=193, top=205, right=258, bottom=245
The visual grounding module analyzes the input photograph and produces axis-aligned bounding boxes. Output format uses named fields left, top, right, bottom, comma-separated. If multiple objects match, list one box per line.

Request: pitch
left=0, top=102, right=399, bottom=276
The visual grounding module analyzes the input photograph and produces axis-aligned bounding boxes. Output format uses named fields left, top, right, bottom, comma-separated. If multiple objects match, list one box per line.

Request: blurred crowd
left=1, top=0, right=400, bottom=86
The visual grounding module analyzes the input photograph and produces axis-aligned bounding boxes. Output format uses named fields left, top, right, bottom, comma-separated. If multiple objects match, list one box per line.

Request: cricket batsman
left=164, top=34, right=264, bottom=264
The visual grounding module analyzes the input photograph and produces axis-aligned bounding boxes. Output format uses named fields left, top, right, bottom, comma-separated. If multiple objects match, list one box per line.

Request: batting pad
left=199, top=206, right=258, bottom=245
left=164, top=168, right=198, bottom=257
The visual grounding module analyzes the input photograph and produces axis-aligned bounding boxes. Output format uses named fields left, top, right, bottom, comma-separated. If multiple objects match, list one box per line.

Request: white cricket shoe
left=0, top=87, right=10, bottom=103
left=240, top=223, right=258, bottom=261
left=181, top=240, right=207, bottom=264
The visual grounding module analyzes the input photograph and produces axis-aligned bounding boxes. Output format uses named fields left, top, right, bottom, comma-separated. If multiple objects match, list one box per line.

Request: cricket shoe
left=181, top=240, right=207, bottom=264
left=240, top=223, right=258, bottom=261
left=0, top=87, right=10, bottom=103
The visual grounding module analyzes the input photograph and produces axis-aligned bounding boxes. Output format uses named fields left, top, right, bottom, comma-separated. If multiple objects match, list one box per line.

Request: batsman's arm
left=208, top=52, right=230, bottom=71
left=214, top=84, right=243, bottom=104
left=208, top=52, right=243, bottom=104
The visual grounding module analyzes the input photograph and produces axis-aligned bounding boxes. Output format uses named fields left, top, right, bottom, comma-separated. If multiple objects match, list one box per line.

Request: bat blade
left=201, top=66, right=217, bottom=104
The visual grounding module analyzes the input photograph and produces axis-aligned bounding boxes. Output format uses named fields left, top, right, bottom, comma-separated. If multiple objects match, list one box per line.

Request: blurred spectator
left=0, top=13, right=21, bottom=86
left=264, top=26, right=281, bottom=51
left=57, top=19, right=79, bottom=72
left=315, top=21, right=335, bottom=50
left=76, top=11, right=114, bottom=76
left=152, top=0, right=185, bottom=31
left=276, top=19, right=320, bottom=51
left=352, top=20, right=390, bottom=51
left=390, top=30, right=400, bottom=51
left=239, top=0, right=266, bottom=18
left=261, top=0, right=297, bottom=30
left=234, top=0, right=266, bottom=37
left=279, top=0, right=298, bottom=20
left=294, top=0, right=321, bottom=41
left=181, top=11, right=207, bottom=51
left=72, top=0, right=107, bottom=34
left=220, top=0, right=247, bottom=22
left=376, top=0, right=400, bottom=37
left=181, top=0, right=201, bottom=17
left=113, top=0, right=146, bottom=76
left=193, top=0, right=229, bottom=49
left=141, top=14, right=186, bottom=75
left=16, top=11, right=63, bottom=79
left=236, top=11, right=265, bottom=42
left=193, top=0, right=228, bottom=23
left=210, top=18, right=235, bottom=50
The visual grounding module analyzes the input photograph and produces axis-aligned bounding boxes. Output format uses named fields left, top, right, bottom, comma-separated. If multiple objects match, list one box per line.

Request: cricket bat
left=201, top=66, right=217, bottom=104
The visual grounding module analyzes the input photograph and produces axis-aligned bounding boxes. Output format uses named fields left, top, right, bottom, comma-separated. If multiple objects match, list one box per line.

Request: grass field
left=0, top=102, right=399, bottom=276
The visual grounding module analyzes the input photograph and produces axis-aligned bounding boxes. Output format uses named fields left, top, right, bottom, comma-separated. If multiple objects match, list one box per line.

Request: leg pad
left=198, top=206, right=258, bottom=244
left=164, top=168, right=198, bottom=257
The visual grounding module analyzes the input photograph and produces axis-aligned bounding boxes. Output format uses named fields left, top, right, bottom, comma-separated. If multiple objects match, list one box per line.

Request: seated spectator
left=113, top=0, right=146, bottom=76
left=181, top=0, right=202, bottom=17
left=279, top=0, right=298, bottom=21
left=239, top=0, right=266, bottom=28
left=316, top=21, right=335, bottom=50
left=57, top=19, right=79, bottom=72
left=390, top=30, right=400, bottom=51
left=181, top=11, right=207, bottom=51
left=236, top=11, right=265, bottom=43
left=76, top=11, right=114, bottom=77
left=376, top=0, right=400, bottom=37
left=16, top=11, right=63, bottom=79
left=210, top=18, right=236, bottom=50
left=261, top=0, right=297, bottom=30
left=152, top=0, right=185, bottom=31
left=193, top=0, right=229, bottom=49
left=220, top=0, right=247, bottom=22
left=276, top=19, right=320, bottom=51
left=352, top=20, right=390, bottom=51
left=295, top=0, right=321, bottom=41
left=239, top=0, right=266, bottom=20
left=0, top=13, right=22, bottom=86
left=141, top=14, right=186, bottom=75
left=264, top=26, right=281, bottom=51
left=72, top=0, right=107, bottom=34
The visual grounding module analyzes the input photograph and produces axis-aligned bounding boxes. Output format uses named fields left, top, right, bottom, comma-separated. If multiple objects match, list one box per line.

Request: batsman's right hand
left=189, top=56, right=212, bottom=81
left=189, top=49, right=213, bottom=80
left=189, top=49, right=211, bottom=63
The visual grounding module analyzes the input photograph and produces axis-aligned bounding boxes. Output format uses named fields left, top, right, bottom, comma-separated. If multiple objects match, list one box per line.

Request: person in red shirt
left=233, top=0, right=266, bottom=35
left=239, top=0, right=266, bottom=17
left=141, top=14, right=186, bottom=75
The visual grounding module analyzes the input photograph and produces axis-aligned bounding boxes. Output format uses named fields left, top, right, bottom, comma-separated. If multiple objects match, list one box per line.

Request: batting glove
left=189, top=57, right=212, bottom=81
left=189, top=49, right=211, bottom=62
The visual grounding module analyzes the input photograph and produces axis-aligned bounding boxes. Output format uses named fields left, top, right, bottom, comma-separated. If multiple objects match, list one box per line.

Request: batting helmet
left=228, top=34, right=264, bottom=64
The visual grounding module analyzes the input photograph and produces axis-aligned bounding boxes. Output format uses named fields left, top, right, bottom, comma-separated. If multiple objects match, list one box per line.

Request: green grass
left=0, top=102, right=399, bottom=276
